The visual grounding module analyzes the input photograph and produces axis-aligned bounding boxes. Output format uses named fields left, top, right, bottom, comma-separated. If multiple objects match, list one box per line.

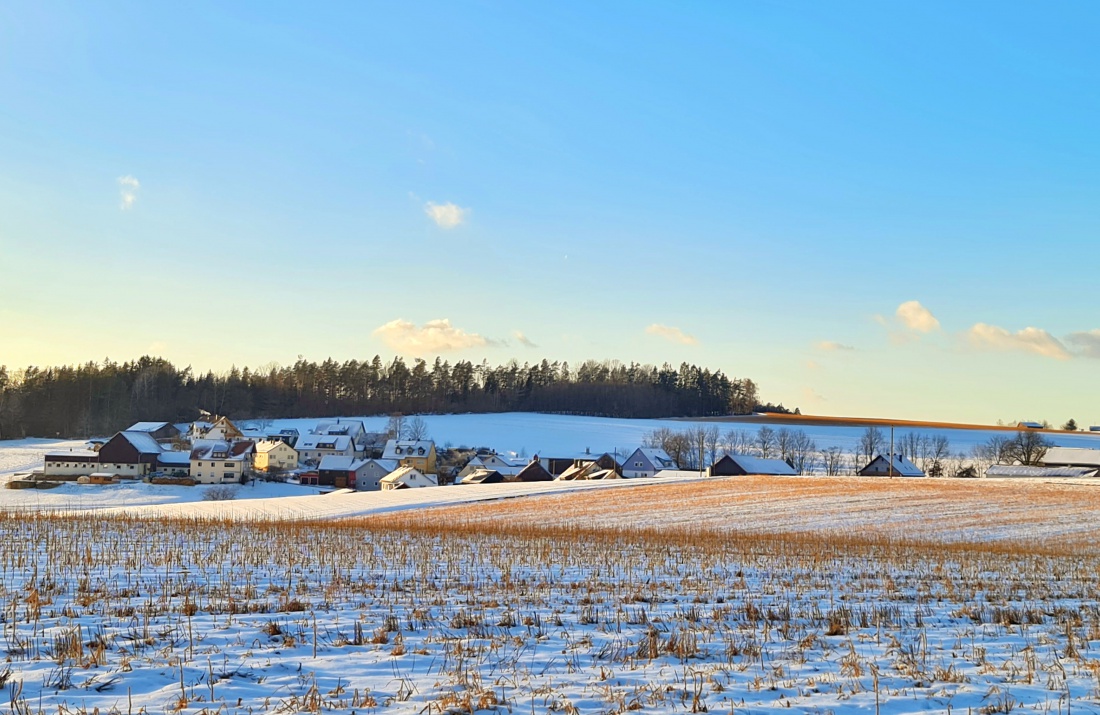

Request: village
left=14, top=413, right=1100, bottom=494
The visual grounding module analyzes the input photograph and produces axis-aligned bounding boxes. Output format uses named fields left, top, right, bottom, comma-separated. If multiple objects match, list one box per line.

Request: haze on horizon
left=1, top=2, right=1098, bottom=426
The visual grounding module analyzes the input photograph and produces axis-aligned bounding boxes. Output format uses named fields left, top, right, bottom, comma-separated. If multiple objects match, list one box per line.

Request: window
left=225, top=462, right=234, bottom=468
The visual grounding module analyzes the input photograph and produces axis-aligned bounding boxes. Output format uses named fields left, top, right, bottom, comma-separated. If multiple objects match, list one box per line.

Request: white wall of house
left=191, top=459, right=246, bottom=484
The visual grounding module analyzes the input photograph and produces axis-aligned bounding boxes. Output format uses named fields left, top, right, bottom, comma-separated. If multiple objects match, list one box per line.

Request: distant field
left=364, top=474, right=1100, bottom=551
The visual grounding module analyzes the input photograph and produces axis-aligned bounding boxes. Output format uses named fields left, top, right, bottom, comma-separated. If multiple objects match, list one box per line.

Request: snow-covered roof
left=318, top=455, right=371, bottom=472
left=296, top=434, right=353, bottom=451
left=190, top=441, right=254, bottom=461
left=1042, top=447, right=1100, bottom=468
left=380, top=466, right=437, bottom=486
left=157, top=452, right=191, bottom=466
left=382, top=439, right=435, bottom=460
left=986, top=464, right=1097, bottom=478
left=313, top=420, right=366, bottom=437
left=726, top=455, right=798, bottom=476
left=118, top=431, right=164, bottom=455
left=861, top=454, right=923, bottom=477
left=255, top=439, right=296, bottom=454
left=363, top=458, right=399, bottom=472
left=127, top=422, right=172, bottom=433
left=630, top=448, right=677, bottom=470
left=45, top=450, right=100, bottom=459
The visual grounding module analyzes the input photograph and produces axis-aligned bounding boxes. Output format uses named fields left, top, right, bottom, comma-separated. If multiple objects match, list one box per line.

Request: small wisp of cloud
left=1067, top=330, right=1100, bottom=359
left=815, top=340, right=855, bottom=352
left=645, top=324, right=698, bottom=345
left=373, top=318, right=489, bottom=355
left=966, top=323, right=1070, bottom=360
left=425, top=201, right=469, bottom=229
left=895, top=300, right=940, bottom=333
left=117, top=175, right=140, bottom=210
left=513, top=331, right=537, bottom=348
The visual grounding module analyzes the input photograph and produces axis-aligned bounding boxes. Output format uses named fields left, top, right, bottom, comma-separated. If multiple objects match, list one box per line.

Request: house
left=190, top=440, right=255, bottom=485
left=156, top=450, right=192, bottom=476
left=621, top=448, right=678, bottom=478
left=356, top=458, right=399, bottom=491
left=380, top=466, right=438, bottom=490
left=313, top=420, right=369, bottom=456
left=382, top=439, right=437, bottom=474
left=126, top=422, right=182, bottom=443
left=42, top=449, right=101, bottom=478
left=510, top=458, right=554, bottom=482
left=253, top=439, right=299, bottom=473
left=457, top=453, right=526, bottom=480
left=1017, top=421, right=1045, bottom=430
left=190, top=416, right=244, bottom=443
left=708, top=454, right=798, bottom=477
left=857, top=454, right=924, bottom=477
left=317, top=455, right=373, bottom=489
left=296, top=434, right=355, bottom=466
left=460, top=469, right=504, bottom=485
left=1041, top=447, right=1100, bottom=469
left=986, top=465, right=1098, bottom=478
left=96, top=430, right=164, bottom=477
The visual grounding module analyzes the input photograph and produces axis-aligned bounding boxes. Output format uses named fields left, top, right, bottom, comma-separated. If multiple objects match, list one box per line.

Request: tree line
left=643, top=425, right=1054, bottom=477
left=0, top=355, right=784, bottom=439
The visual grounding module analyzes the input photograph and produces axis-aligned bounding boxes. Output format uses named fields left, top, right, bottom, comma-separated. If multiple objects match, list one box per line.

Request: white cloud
left=1067, top=330, right=1100, bottom=359
left=424, top=201, right=468, bottom=229
left=802, top=387, right=826, bottom=404
left=966, top=323, right=1070, bottom=360
left=117, top=175, right=140, bottom=210
left=815, top=340, right=855, bottom=352
left=513, top=331, right=537, bottom=348
left=645, top=324, right=698, bottom=345
left=372, top=318, right=489, bottom=355
left=895, top=300, right=940, bottom=333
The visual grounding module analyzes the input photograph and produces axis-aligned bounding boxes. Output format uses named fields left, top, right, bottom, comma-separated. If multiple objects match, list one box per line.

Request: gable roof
left=127, top=421, right=172, bottom=433
left=461, top=469, right=503, bottom=485
left=296, top=434, right=353, bottom=451
left=725, top=454, right=798, bottom=476
left=118, top=431, right=164, bottom=455
left=380, top=466, right=437, bottom=486
left=190, top=440, right=254, bottom=461
left=986, top=464, right=1098, bottom=478
left=318, top=455, right=372, bottom=472
left=313, top=420, right=367, bottom=438
left=860, top=454, right=924, bottom=477
left=382, top=439, right=435, bottom=460
left=626, top=447, right=678, bottom=470
left=255, top=439, right=296, bottom=454
left=1042, top=447, right=1100, bottom=468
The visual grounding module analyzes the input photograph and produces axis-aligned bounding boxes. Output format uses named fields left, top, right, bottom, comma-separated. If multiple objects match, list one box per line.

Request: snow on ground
left=0, top=437, right=86, bottom=477
left=254, top=412, right=1100, bottom=458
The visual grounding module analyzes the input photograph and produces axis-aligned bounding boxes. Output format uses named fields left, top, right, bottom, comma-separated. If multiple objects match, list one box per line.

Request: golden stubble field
left=361, top=475, right=1100, bottom=552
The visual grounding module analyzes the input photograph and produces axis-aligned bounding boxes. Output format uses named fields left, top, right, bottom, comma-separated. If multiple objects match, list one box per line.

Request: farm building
left=380, top=466, right=438, bottom=490
left=708, top=454, right=797, bottom=477
left=96, top=431, right=164, bottom=477
left=556, top=460, right=620, bottom=481
left=858, top=454, right=924, bottom=477
left=460, top=469, right=504, bottom=485
left=42, top=449, right=101, bottom=478
left=986, top=465, right=1098, bottom=478
left=156, top=450, right=191, bottom=476
left=1041, top=447, right=1100, bottom=469
left=510, top=458, right=554, bottom=482
left=621, top=448, right=678, bottom=478
left=126, top=422, right=181, bottom=443
left=542, top=452, right=623, bottom=478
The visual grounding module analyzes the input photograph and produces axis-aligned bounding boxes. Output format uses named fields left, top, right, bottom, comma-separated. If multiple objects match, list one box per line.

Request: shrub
left=202, top=485, right=238, bottom=501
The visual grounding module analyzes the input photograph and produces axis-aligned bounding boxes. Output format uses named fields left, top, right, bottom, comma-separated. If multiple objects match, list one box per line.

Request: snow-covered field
left=5, top=415, right=1100, bottom=713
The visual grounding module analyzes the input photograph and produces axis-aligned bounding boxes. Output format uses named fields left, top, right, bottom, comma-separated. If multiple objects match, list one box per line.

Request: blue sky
left=1, top=1, right=1098, bottom=424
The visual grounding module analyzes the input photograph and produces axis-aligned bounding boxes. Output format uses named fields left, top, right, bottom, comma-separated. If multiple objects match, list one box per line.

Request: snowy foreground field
left=3, top=478, right=1100, bottom=714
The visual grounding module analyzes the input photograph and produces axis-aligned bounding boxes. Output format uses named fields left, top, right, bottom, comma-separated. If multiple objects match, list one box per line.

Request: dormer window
left=418, top=447, right=425, bottom=455
left=395, top=447, right=403, bottom=454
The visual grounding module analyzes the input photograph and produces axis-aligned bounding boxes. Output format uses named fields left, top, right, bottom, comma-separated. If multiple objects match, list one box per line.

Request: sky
left=1, top=1, right=1098, bottom=425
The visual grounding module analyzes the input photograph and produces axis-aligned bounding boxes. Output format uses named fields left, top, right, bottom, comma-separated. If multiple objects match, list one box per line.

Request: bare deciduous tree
left=755, top=427, right=776, bottom=459
left=821, top=446, right=845, bottom=476
left=406, top=416, right=430, bottom=441
left=858, top=426, right=884, bottom=464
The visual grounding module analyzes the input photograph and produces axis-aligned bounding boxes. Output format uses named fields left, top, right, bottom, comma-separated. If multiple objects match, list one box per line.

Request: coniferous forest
left=0, top=355, right=785, bottom=439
